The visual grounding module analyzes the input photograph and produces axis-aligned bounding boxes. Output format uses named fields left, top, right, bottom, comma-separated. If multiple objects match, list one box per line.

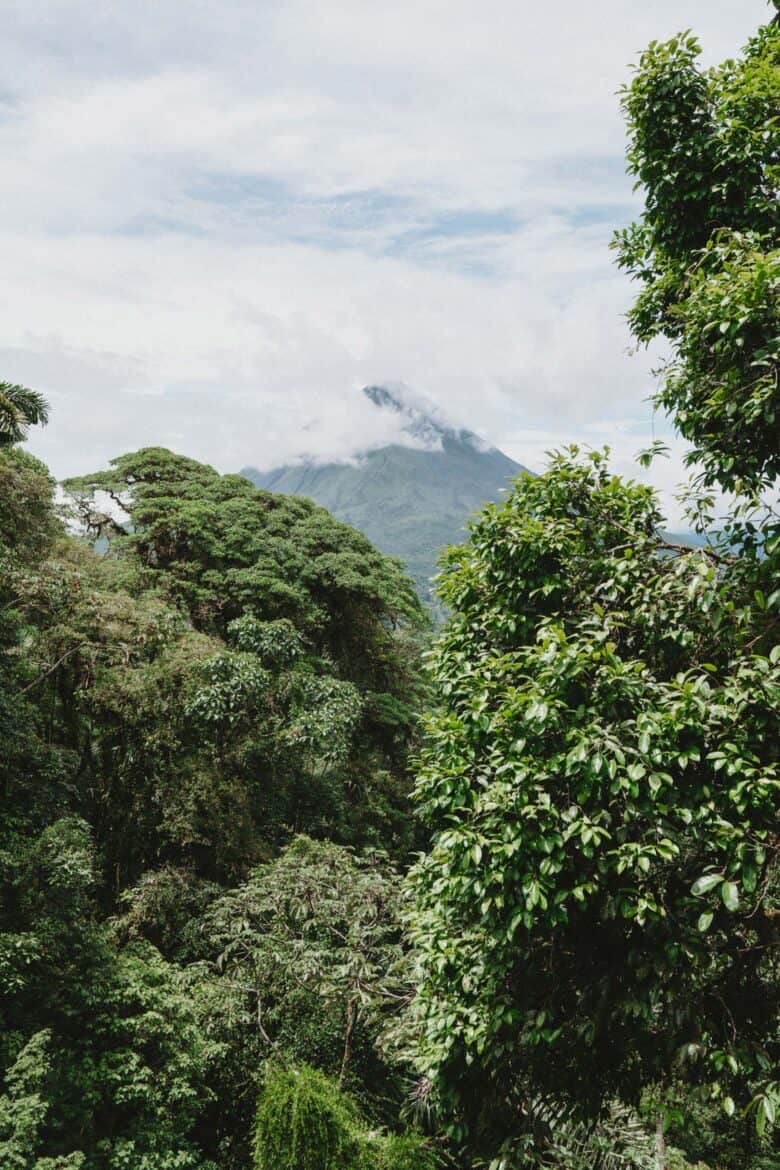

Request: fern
left=542, top=1102, right=656, bottom=1169
left=484, top=1099, right=657, bottom=1170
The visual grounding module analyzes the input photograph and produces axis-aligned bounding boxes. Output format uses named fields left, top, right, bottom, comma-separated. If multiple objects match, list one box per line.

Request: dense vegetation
left=1, top=13, right=777, bottom=1170
left=408, top=14, right=779, bottom=1170
left=0, top=442, right=436, bottom=1167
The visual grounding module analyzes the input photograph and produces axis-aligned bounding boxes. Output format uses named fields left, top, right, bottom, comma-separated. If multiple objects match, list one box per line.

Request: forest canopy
left=1, top=11, right=778, bottom=1170
left=0, top=440, right=432, bottom=1168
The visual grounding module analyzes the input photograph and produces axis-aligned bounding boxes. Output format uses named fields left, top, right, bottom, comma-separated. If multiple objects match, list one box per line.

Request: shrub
left=254, top=1064, right=360, bottom=1170
left=362, top=1130, right=442, bottom=1169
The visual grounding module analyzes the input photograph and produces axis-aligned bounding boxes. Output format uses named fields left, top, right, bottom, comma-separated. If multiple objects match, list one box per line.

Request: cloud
left=0, top=0, right=771, bottom=530
left=0, top=225, right=651, bottom=455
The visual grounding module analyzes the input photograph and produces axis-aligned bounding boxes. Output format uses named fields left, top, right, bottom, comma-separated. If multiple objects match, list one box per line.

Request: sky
left=2, top=0, right=772, bottom=525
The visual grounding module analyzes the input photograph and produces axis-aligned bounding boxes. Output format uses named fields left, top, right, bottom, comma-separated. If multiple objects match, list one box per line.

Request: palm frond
left=0, top=382, right=50, bottom=446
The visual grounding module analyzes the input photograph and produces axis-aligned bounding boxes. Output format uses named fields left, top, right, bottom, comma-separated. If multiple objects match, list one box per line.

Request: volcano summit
left=241, top=384, right=528, bottom=608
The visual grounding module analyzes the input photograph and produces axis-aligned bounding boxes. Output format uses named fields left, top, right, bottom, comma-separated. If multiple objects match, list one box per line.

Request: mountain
left=241, top=384, right=528, bottom=608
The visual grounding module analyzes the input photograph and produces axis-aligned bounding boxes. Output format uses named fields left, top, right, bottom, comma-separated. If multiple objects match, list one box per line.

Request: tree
left=0, top=813, right=221, bottom=1169
left=253, top=1064, right=442, bottom=1170
left=203, top=836, right=408, bottom=1095
left=407, top=452, right=778, bottom=1165
left=59, top=448, right=427, bottom=861
left=612, top=21, right=779, bottom=497
left=407, top=16, right=779, bottom=1168
left=63, top=447, right=423, bottom=651
left=2, top=405, right=430, bottom=1165
left=0, top=383, right=49, bottom=449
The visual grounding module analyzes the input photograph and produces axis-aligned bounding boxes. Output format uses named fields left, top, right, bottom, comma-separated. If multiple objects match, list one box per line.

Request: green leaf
left=754, top=1094, right=776, bottom=1138
left=697, top=910, right=713, bottom=932
left=720, top=881, right=739, bottom=912
left=691, top=873, right=722, bottom=897
left=741, top=862, right=758, bottom=893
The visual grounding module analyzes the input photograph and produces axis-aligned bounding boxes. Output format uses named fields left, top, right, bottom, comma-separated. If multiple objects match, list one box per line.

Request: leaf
left=697, top=910, right=713, bottom=932
left=691, top=873, right=722, bottom=897
left=720, top=881, right=739, bottom=912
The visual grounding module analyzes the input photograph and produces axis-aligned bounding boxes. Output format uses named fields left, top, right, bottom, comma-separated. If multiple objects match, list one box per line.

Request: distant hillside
left=242, top=385, right=528, bottom=608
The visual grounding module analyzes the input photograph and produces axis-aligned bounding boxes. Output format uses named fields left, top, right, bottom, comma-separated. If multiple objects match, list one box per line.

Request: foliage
left=639, top=1078, right=780, bottom=1170
left=253, top=1064, right=442, bottom=1170
left=517, top=1100, right=657, bottom=1170
left=1, top=418, right=428, bottom=1166
left=0, top=383, right=49, bottom=449
left=0, top=1031, right=85, bottom=1170
left=253, top=1064, right=361, bottom=1170
left=51, top=447, right=427, bottom=872
left=406, top=450, right=779, bottom=1164
left=612, top=22, right=779, bottom=494
left=204, top=836, right=408, bottom=1097
left=0, top=448, right=60, bottom=569
left=364, top=1129, right=443, bottom=1170
left=63, top=446, right=423, bottom=643
left=408, top=13, right=780, bottom=1170
left=0, top=813, right=221, bottom=1168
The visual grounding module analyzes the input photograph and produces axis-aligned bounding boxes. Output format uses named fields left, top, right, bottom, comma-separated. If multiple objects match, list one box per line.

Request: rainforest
left=1, top=12, right=778, bottom=1170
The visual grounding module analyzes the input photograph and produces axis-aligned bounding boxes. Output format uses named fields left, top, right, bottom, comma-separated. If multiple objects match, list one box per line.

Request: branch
left=742, top=616, right=780, bottom=653
left=19, top=642, right=87, bottom=694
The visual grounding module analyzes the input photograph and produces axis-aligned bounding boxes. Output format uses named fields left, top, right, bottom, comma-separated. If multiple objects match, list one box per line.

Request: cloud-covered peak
left=362, top=383, right=414, bottom=413
left=362, top=382, right=490, bottom=452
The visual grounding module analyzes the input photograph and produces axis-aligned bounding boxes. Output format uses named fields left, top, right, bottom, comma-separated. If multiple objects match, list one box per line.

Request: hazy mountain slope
left=242, top=386, right=527, bottom=606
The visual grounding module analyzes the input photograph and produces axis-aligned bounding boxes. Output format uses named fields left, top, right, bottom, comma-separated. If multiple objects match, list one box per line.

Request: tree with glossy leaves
left=407, top=14, right=780, bottom=1168
left=407, top=451, right=778, bottom=1166
left=612, top=20, right=779, bottom=500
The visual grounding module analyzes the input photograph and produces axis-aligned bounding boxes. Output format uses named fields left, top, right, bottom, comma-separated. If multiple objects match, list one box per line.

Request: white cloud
left=0, top=0, right=771, bottom=530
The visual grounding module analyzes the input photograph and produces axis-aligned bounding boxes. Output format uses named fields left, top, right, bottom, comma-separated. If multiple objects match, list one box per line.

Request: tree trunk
left=655, top=1110, right=668, bottom=1170
left=338, top=997, right=357, bottom=1089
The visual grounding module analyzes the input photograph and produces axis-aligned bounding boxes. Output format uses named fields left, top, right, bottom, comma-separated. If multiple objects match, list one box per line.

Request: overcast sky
left=3, top=0, right=771, bottom=523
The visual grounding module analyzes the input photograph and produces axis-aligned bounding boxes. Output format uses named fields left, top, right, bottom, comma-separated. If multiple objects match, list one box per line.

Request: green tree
left=58, top=448, right=427, bottom=867
left=63, top=447, right=423, bottom=651
left=612, top=21, right=779, bottom=497
left=203, top=836, right=408, bottom=1098
left=0, top=1031, right=85, bottom=1170
left=0, top=813, right=220, bottom=1168
left=407, top=452, right=778, bottom=1165
left=1, top=405, right=429, bottom=1166
left=253, top=1064, right=441, bottom=1170
left=0, top=383, right=49, bottom=449
left=408, top=15, right=780, bottom=1168
left=254, top=1064, right=361, bottom=1170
